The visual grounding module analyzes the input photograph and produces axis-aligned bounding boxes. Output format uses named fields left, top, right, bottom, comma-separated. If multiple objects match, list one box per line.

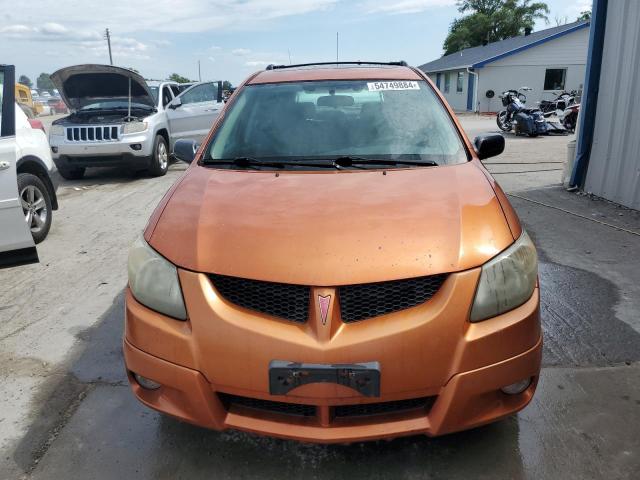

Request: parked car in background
left=125, top=61, right=541, bottom=443
left=0, top=65, right=42, bottom=267
left=47, top=96, right=68, bottom=114
left=17, top=102, right=47, bottom=132
left=15, top=83, right=43, bottom=117
left=34, top=98, right=53, bottom=116
left=48, top=65, right=224, bottom=179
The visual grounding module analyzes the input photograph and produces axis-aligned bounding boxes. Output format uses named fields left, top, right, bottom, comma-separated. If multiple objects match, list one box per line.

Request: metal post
left=198, top=60, right=201, bottom=82
left=105, top=28, right=113, bottom=65
left=336, top=32, right=339, bottom=64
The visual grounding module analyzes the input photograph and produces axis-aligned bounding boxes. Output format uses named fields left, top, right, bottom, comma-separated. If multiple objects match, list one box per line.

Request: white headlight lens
left=50, top=125, right=64, bottom=136
left=122, top=121, right=148, bottom=134
left=128, top=237, right=187, bottom=320
left=470, top=231, right=537, bottom=322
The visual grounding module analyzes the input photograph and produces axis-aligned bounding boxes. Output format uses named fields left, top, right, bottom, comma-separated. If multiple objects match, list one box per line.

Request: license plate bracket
left=269, top=360, right=380, bottom=397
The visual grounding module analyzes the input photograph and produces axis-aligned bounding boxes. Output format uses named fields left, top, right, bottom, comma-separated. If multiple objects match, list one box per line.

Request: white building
left=419, top=21, right=590, bottom=113
left=571, top=0, right=640, bottom=210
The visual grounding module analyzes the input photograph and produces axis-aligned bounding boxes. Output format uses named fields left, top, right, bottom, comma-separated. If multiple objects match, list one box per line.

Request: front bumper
left=124, top=269, right=542, bottom=442
left=50, top=132, right=153, bottom=169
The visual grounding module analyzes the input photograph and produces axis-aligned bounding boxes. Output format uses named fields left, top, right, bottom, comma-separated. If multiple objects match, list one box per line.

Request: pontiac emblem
left=318, top=295, right=331, bottom=325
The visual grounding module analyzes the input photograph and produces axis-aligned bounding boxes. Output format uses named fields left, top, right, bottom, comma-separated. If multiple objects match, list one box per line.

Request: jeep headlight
left=50, top=125, right=64, bottom=136
left=470, top=231, right=537, bottom=322
left=128, top=236, right=187, bottom=320
left=122, top=121, right=148, bottom=135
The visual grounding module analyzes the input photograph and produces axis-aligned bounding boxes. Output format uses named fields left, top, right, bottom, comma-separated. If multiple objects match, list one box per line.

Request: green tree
left=222, top=80, right=232, bottom=91
left=36, top=73, right=55, bottom=92
left=577, top=10, right=591, bottom=21
left=168, top=73, right=192, bottom=83
left=443, top=0, right=550, bottom=55
left=18, top=75, right=33, bottom=88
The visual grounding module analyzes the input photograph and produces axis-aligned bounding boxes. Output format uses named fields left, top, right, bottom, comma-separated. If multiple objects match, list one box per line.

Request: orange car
left=124, top=61, right=541, bottom=443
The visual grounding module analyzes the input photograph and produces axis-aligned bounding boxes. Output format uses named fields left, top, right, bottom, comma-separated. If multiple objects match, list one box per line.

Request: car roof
left=248, top=64, right=422, bottom=85
left=147, top=80, right=178, bottom=87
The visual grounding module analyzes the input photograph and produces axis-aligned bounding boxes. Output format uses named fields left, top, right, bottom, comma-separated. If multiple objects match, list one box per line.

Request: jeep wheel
left=58, top=167, right=85, bottom=180
left=149, top=135, right=169, bottom=177
left=18, top=173, right=53, bottom=244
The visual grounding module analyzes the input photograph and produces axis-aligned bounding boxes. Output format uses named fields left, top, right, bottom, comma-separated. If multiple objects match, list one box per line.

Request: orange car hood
left=148, top=161, right=514, bottom=285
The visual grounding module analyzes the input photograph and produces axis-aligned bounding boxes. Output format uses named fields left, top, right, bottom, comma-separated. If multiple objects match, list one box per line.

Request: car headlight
left=128, top=236, right=187, bottom=320
left=122, top=121, right=148, bottom=135
left=50, top=125, right=64, bottom=136
left=470, top=231, right=537, bottom=322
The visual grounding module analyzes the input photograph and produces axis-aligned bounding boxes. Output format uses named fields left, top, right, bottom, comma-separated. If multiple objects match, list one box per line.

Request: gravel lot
left=1, top=115, right=638, bottom=480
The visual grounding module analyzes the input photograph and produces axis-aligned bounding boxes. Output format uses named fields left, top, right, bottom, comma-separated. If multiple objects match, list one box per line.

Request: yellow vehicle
left=15, top=83, right=42, bottom=116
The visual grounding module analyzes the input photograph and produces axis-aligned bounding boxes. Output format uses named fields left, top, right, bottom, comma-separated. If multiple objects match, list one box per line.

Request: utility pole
left=198, top=60, right=201, bottom=81
left=336, top=32, right=339, bottom=64
left=105, top=28, right=113, bottom=65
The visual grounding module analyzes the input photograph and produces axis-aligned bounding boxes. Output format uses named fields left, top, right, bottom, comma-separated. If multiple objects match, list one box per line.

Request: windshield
left=205, top=79, right=468, bottom=167
left=79, top=99, right=153, bottom=111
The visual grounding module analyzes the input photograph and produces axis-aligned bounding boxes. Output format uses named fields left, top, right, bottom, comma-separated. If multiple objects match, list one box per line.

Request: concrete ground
left=1, top=116, right=638, bottom=479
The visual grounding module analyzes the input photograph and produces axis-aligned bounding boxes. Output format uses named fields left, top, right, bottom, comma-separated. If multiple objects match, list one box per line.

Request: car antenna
left=127, top=76, right=132, bottom=120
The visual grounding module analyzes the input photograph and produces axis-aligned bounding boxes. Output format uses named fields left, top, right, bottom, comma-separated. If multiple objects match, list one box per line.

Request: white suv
left=48, top=64, right=223, bottom=179
left=1, top=65, right=41, bottom=267
left=15, top=102, right=59, bottom=243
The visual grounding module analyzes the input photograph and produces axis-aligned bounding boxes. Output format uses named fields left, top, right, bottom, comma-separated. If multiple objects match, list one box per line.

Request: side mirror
left=173, top=139, right=200, bottom=164
left=169, top=97, right=182, bottom=110
left=473, top=133, right=505, bottom=160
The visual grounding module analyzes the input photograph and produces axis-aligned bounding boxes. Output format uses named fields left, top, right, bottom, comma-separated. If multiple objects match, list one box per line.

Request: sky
left=0, top=0, right=592, bottom=87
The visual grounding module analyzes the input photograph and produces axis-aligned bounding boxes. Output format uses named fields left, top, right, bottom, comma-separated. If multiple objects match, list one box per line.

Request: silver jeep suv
left=48, top=64, right=223, bottom=179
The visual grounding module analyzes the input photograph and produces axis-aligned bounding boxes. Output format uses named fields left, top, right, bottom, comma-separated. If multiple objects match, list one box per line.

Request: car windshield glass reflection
left=206, top=80, right=468, bottom=167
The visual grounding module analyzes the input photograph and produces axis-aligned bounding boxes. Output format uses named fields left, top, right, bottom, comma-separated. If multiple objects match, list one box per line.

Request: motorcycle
left=538, top=90, right=577, bottom=116
left=559, top=103, right=580, bottom=132
left=496, top=87, right=548, bottom=137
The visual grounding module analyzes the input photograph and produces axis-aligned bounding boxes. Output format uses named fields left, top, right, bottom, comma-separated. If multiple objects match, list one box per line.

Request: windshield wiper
left=331, top=156, right=439, bottom=168
left=201, top=156, right=438, bottom=170
left=202, top=157, right=339, bottom=169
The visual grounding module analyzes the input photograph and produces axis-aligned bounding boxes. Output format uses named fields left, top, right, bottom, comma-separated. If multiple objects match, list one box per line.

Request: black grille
left=218, top=393, right=436, bottom=420
left=334, top=397, right=435, bottom=418
left=338, top=274, right=447, bottom=322
left=219, top=393, right=316, bottom=417
left=210, top=274, right=310, bottom=323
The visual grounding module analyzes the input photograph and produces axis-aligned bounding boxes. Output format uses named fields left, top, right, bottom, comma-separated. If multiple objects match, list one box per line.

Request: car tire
left=18, top=173, right=53, bottom=244
left=58, top=167, right=85, bottom=180
left=148, top=135, right=169, bottom=177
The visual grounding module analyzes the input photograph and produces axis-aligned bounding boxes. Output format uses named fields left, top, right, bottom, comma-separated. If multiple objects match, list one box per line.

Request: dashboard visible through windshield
left=204, top=79, right=468, bottom=169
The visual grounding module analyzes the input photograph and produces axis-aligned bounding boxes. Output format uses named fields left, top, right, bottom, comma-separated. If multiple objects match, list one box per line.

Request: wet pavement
left=1, top=186, right=637, bottom=479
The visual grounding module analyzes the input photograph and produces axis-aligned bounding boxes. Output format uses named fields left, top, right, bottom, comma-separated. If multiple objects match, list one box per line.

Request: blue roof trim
left=571, top=0, right=607, bottom=187
left=472, top=22, right=590, bottom=68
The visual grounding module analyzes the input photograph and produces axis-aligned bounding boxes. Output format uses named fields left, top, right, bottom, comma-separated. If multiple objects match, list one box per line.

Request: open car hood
left=50, top=64, right=155, bottom=111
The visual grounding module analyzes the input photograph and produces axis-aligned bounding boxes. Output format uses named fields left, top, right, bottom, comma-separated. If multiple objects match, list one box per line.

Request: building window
left=444, top=73, right=450, bottom=93
left=456, top=72, right=464, bottom=93
left=544, top=68, right=567, bottom=90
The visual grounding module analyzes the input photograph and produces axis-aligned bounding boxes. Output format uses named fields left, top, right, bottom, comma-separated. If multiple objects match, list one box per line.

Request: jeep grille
left=65, top=125, right=119, bottom=142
